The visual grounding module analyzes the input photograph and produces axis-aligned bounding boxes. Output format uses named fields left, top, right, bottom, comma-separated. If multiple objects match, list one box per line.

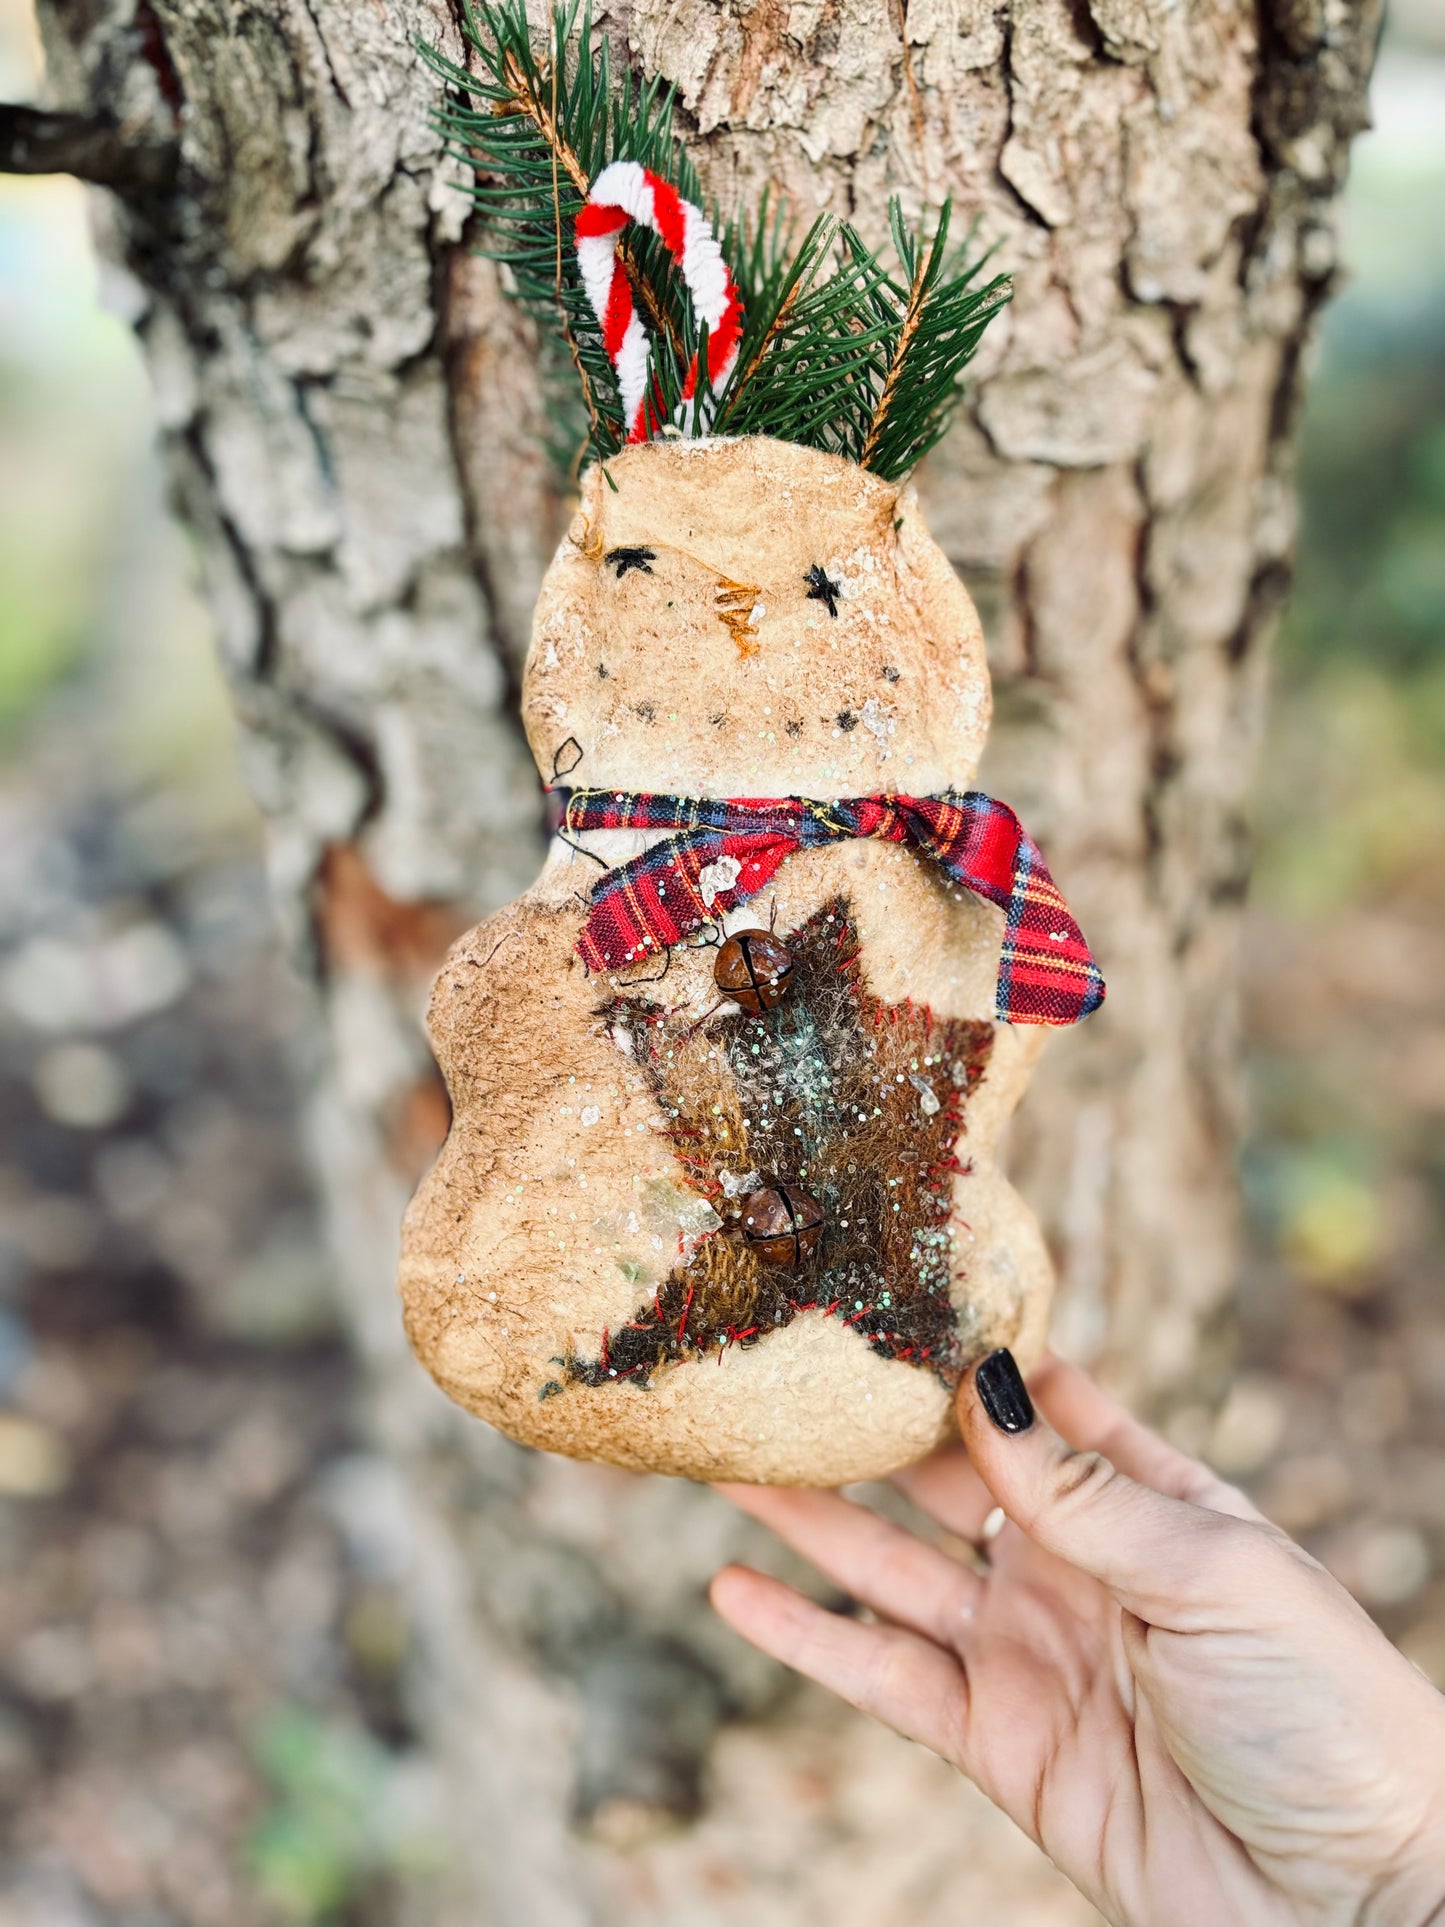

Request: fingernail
left=974, top=1349, right=1034, bottom=1434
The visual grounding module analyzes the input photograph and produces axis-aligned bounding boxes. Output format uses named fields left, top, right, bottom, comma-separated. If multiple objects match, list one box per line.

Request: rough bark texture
left=14, top=0, right=1378, bottom=1916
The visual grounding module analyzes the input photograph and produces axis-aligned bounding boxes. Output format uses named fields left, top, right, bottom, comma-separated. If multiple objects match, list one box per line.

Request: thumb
left=958, top=1349, right=1263, bottom=1630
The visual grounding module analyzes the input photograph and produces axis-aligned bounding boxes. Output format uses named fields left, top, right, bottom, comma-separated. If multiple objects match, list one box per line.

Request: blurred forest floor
left=0, top=7, right=1442, bottom=1923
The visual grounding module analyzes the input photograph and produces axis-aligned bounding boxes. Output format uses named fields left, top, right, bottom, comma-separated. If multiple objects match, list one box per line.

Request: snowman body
left=398, top=437, right=1055, bottom=1485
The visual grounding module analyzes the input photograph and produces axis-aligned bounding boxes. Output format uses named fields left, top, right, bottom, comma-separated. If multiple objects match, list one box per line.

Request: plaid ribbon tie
left=558, top=789, right=1105, bottom=1027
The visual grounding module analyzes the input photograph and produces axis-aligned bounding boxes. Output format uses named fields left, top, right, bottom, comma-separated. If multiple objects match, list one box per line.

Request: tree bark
left=13, top=0, right=1378, bottom=1916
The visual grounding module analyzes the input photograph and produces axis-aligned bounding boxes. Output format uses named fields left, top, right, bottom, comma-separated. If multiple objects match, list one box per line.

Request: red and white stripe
left=575, top=160, right=743, bottom=444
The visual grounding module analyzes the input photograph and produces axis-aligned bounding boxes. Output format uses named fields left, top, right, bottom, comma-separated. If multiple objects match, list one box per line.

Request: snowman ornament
left=399, top=118, right=1104, bottom=1485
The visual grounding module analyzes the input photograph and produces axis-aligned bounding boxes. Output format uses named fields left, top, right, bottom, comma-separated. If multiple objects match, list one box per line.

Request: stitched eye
left=605, top=546, right=656, bottom=579
left=804, top=564, right=840, bottom=617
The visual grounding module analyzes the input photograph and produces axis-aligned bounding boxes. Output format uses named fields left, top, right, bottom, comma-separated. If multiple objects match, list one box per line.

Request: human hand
left=710, top=1351, right=1445, bottom=1927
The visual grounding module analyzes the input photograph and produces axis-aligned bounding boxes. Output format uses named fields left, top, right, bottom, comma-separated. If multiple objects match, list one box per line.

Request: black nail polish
left=974, top=1349, right=1034, bottom=1434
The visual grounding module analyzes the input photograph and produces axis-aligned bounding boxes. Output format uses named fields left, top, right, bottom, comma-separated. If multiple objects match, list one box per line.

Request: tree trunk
left=10, top=0, right=1378, bottom=1917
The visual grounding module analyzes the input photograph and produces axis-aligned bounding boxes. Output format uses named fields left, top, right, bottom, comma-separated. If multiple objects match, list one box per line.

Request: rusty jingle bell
left=713, top=929, right=795, bottom=1015
left=740, top=1184, right=824, bottom=1267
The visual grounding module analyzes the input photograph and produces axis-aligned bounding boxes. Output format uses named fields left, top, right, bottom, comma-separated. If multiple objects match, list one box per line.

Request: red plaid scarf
left=558, top=789, right=1105, bottom=1027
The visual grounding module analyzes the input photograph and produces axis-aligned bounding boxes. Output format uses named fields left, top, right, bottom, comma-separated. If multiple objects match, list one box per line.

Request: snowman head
left=524, top=435, right=992, bottom=801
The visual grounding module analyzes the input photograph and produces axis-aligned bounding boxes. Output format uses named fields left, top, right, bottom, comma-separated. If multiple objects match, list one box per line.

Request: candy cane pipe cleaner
left=575, top=160, right=743, bottom=444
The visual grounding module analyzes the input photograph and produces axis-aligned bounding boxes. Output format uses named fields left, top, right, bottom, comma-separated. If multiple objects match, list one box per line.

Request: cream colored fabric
left=399, top=437, right=1053, bottom=1484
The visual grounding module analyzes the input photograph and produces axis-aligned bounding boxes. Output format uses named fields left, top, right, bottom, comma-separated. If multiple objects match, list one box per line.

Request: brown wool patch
left=563, top=899, right=993, bottom=1393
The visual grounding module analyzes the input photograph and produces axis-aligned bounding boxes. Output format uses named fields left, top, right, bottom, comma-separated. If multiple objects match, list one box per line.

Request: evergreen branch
left=541, top=37, right=603, bottom=454
left=498, top=44, right=589, bottom=195
left=858, top=202, right=933, bottom=469
left=852, top=201, right=1012, bottom=481
left=711, top=212, right=840, bottom=436
left=426, top=0, right=709, bottom=460
left=717, top=230, right=903, bottom=461
left=425, top=3, right=1011, bottom=478
left=506, top=38, right=684, bottom=357
left=426, top=5, right=618, bottom=456
left=710, top=197, right=1006, bottom=476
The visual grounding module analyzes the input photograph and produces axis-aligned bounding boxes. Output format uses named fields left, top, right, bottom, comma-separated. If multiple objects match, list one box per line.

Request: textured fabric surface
left=560, top=788, right=1106, bottom=1026
left=562, top=898, right=997, bottom=1390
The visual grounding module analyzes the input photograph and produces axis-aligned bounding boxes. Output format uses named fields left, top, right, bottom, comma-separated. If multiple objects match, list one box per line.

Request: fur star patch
left=564, top=899, right=993, bottom=1391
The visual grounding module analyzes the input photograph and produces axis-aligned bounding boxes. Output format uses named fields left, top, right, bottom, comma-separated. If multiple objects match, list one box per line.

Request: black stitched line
left=804, top=563, right=841, bottom=617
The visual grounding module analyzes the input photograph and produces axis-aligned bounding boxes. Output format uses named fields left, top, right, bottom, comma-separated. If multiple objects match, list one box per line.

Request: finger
left=958, top=1350, right=1277, bottom=1631
left=713, top=1482, right=982, bottom=1647
left=1030, top=1354, right=1263, bottom=1523
left=889, top=1443, right=1002, bottom=1544
left=710, top=1565, right=967, bottom=1760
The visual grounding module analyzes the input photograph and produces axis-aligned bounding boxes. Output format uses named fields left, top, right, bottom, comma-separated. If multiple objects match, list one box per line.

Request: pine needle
left=859, top=210, right=931, bottom=469
left=540, top=41, right=602, bottom=452
left=507, top=46, right=589, bottom=195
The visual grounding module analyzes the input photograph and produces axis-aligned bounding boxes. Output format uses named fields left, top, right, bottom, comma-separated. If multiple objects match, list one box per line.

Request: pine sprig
left=424, top=0, right=710, bottom=462
left=860, top=211, right=932, bottom=470
left=853, top=202, right=1009, bottom=480
left=427, top=0, right=1011, bottom=480
left=714, top=226, right=895, bottom=462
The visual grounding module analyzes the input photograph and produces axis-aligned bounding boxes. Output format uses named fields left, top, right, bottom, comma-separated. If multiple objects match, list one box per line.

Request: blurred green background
left=0, top=1, right=1442, bottom=1920
left=1243, top=26, right=1445, bottom=1300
